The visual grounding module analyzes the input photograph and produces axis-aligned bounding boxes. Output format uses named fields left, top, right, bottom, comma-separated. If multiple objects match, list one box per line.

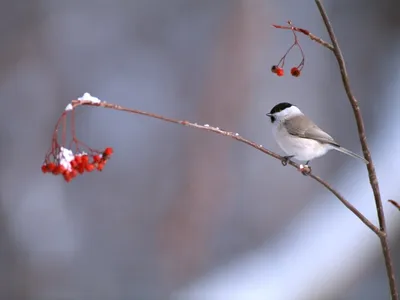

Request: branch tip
left=388, top=200, right=400, bottom=210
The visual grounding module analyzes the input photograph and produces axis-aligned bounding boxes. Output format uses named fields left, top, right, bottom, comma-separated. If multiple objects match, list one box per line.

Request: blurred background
left=0, top=0, right=400, bottom=299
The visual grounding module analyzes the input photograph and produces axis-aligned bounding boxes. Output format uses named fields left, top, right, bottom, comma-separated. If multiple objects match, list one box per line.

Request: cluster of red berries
left=271, top=65, right=302, bottom=77
left=41, top=147, right=114, bottom=182
left=271, top=21, right=305, bottom=78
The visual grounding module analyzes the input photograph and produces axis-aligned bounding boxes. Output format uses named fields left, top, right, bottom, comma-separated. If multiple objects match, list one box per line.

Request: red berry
left=290, top=67, right=301, bottom=77
left=52, top=165, right=60, bottom=175
left=93, top=155, right=102, bottom=163
left=70, top=160, right=78, bottom=169
left=74, top=155, right=82, bottom=164
left=41, top=164, right=48, bottom=173
left=103, top=147, right=113, bottom=156
left=77, top=166, right=85, bottom=174
left=271, top=65, right=278, bottom=74
left=276, top=68, right=284, bottom=77
left=47, top=162, right=56, bottom=172
left=85, top=164, right=95, bottom=172
left=63, top=173, right=72, bottom=182
left=59, top=165, right=67, bottom=175
left=96, top=162, right=105, bottom=171
left=81, top=155, right=89, bottom=164
left=70, top=169, right=78, bottom=178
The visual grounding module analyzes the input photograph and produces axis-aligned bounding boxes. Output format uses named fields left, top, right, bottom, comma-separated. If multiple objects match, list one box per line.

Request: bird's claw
left=299, top=164, right=311, bottom=176
left=281, top=156, right=293, bottom=166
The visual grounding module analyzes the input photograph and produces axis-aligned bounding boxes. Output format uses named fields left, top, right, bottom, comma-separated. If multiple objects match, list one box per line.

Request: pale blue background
left=0, top=1, right=399, bottom=299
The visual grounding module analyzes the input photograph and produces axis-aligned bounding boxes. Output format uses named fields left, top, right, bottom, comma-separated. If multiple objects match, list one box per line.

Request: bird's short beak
left=266, top=113, right=272, bottom=117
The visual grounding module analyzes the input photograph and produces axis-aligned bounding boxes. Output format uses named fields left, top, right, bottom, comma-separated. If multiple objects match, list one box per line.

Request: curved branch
left=388, top=200, right=400, bottom=211
left=71, top=99, right=380, bottom=236
left=272, top=23, right=334, bottom=51
left=315, top=1, right=398, bottom=298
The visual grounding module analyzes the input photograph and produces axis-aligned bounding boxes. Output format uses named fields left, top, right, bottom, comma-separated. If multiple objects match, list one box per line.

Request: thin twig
left=71, top=99, right=381, bottom=236
left=272, top=23, right=334, bottom=51
left=388, top=200, right=400, bottom=211
left=315, top=1, right=398, bottom=298
left=310, top=173, right=381, bottom=236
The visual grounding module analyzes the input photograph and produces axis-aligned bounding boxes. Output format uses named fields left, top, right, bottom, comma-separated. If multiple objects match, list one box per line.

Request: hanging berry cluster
left=42, top=146, right=113, bottom=182
left=41, top=93, right=114, bottom=182
left=271, top=21, right=305, bottom=78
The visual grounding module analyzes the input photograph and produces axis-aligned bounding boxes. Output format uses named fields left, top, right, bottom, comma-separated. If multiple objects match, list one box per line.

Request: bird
left=266, top=102, right=368, bottom=169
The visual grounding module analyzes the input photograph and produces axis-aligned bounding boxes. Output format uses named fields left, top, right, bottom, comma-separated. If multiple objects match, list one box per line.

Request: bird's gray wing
left=284, top=115, right=340, bottom=146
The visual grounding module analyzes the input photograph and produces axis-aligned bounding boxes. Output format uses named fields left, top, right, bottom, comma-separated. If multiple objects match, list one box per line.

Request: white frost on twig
left=204, top=124, right=210, bottom=127
left=75, top=151, right=87, bottom=157
left=235, top=133, right=239, bottom=136
left=77, top=92, right=101, bottom=103
left=65, top=103, right=73, bottom=111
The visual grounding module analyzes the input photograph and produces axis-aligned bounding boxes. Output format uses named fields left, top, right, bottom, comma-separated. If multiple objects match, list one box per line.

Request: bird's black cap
left=267, top=102, right=293, bottom=123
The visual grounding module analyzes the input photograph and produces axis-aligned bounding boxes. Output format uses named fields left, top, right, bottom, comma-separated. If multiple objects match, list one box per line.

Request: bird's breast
left=273, top=124, right=330, bottom=161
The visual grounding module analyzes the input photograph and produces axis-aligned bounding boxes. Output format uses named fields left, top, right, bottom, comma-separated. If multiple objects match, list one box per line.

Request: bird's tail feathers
left=332, top=146, right=368, bottom=164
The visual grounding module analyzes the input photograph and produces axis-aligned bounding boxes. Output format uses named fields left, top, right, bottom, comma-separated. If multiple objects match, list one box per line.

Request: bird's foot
left=281, top=155, right=294, bottom=166
left=299, top=164, right=311, bottom=176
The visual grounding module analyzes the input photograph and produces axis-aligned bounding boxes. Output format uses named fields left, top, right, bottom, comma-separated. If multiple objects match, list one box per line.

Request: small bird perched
left=266, top=102, right=368, bottom=171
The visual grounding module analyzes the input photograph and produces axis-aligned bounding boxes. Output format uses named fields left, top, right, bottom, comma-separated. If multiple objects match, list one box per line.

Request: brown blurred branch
left=316, top=1, right=398, bottom=298
left=273, top=3, right=398, bottom=298
left=272, top=23, right=334, bottom=51
left=388, top=200, right=400, bottom=211
left=71, top=99, right=380, bottom=236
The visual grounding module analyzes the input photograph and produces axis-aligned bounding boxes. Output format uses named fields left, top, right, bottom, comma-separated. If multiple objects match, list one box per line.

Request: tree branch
left=272, top=23, right=334, bottom=51
left=71, top=99, right=381, bottom=236
left=315, top=1, right=398, bottom=298
left=389, top=200, right=400, bottom=211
